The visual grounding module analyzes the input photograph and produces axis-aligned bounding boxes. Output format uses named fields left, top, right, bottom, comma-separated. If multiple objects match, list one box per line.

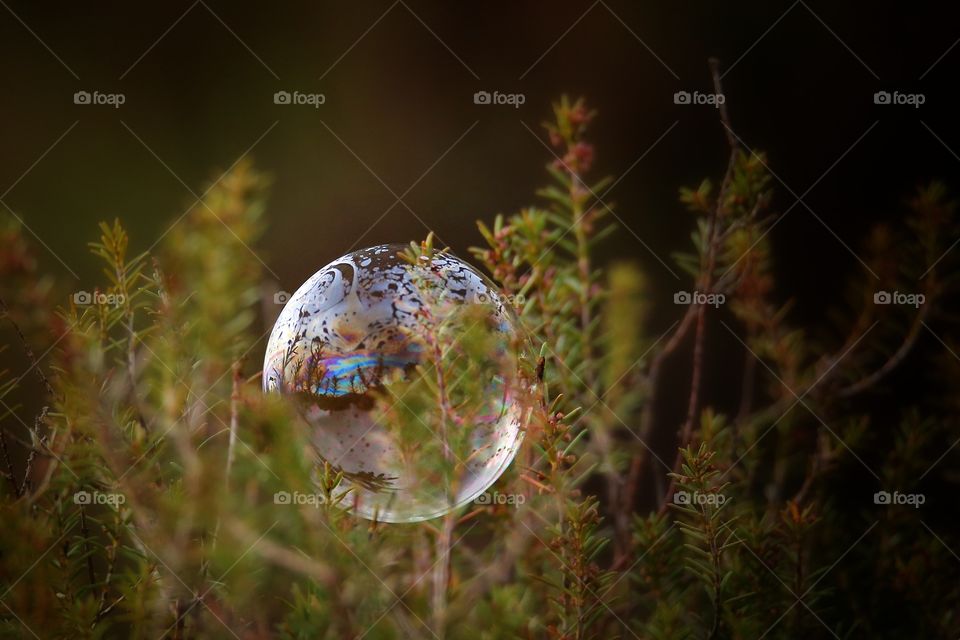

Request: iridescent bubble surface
left=263, top=244, right=532, bottom=522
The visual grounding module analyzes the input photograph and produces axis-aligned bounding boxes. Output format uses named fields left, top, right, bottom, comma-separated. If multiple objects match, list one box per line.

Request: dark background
left=2, top=8, right=960, bottom=635
left=1, top=1, right=957, bottom=431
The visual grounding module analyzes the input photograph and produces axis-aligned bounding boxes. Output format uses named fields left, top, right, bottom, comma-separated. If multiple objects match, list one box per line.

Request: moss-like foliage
left=1, top=85, right=959, bottom=639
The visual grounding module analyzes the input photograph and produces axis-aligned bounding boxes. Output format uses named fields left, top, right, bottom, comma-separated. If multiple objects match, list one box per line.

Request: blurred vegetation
left=1, top=83, right=959, bottom=639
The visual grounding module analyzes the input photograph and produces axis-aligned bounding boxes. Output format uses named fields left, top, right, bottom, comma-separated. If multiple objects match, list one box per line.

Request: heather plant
left=1, top=63, right=959, bottom=639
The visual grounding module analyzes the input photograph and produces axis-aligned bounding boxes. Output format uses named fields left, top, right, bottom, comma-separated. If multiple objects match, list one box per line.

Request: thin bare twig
left=837, top=303, right=930, bottom=397
left=0, top=294, right=57, bottom=399
left=225, top=359, right=242, bottom=484
left=616, top=303, right=698, bottom=557
left=432, top=511, right=456, bottom=638
left=660, top=58, right=740, bottom=512
left=0, top=295, right=59, bottom=497
left=19, top=407, right=46, bottom=495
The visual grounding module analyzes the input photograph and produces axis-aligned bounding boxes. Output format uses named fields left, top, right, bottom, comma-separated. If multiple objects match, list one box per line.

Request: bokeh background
left=1, top=1, right=958, bottom=435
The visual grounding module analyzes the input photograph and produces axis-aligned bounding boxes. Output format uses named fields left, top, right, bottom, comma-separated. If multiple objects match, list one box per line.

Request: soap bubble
left=263, top=244, right=535, bottom=522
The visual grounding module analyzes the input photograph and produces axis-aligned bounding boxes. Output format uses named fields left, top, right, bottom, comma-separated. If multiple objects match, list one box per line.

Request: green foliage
left=1, top=86, right=959, bottom=640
